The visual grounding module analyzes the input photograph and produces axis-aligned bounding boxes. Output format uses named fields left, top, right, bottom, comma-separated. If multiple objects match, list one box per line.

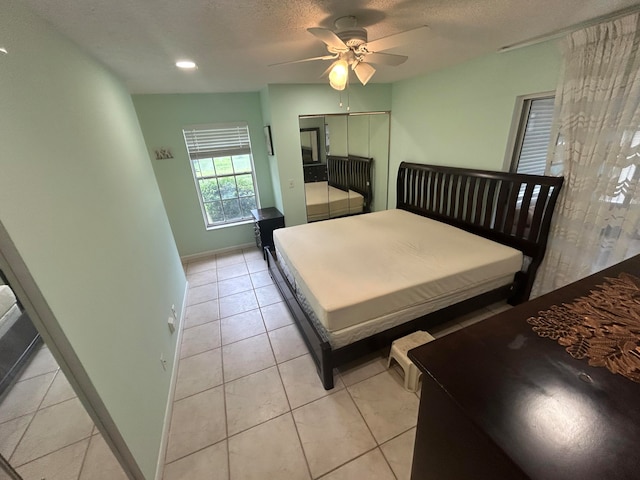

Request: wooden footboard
left=265, top=247, right=335, bottom=389
left=267, top=246, right=512, bottom=389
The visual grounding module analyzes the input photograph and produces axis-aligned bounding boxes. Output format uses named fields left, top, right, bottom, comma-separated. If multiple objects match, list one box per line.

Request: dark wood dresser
left=250, top=207, right=284, bottom=257
left=408, top=255, right=640, bottom=480
left=303, top=164, right=327, bottom=183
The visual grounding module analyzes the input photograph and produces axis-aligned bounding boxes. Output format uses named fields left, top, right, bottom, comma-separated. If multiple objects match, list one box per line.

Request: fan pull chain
left=337, top=91, right=351, bottom=111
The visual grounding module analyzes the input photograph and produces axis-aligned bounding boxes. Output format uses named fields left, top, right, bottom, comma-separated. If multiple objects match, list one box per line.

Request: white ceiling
left=21, top=0, right=640, bottom=94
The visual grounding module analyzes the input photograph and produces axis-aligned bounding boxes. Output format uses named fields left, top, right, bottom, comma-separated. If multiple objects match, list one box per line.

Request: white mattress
left=0, top=285, right=17, bottom=318
left=274, top=209, right=522, bottom=335
left=305, top=182, right=364, bottom=221
left=0, top=285, right=21, bottom=338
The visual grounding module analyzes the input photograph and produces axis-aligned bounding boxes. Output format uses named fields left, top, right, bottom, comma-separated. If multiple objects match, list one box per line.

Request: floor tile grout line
left=380, top=425, right=417, bottom=448
left=176, top=343, right=221, bottom=362
left=185, top=296, right=220, bottom=309
left=342, top=369, right=414, bottom=479
left=219, top=320, right=303, bottom=349
left=0, top=370, right=54, bottom=412
left=5, top=366, right=60, bottom=463
left=343, top=374, right=383, bottom=446
left=219, top=358, right=231, bottom=477
left=220, top=302, right=295, bottom=332
left=74, top=430, right=94, bottom=480
left=180, top=317, right=219, bottom=333
left=10, top=432, right=94, bottom=471
left=4, top=361, right=58, bottom=388
left=162, top=438, right=229, bottom=471
left=216, top=277, right=274, bottom=300
left=266, top=326, right=294, bottom=411
left=286, top=401, right=315, bottom=480
left=314, top=446, right=390, bottom=480
left=224, top=366, right=290, bottom=439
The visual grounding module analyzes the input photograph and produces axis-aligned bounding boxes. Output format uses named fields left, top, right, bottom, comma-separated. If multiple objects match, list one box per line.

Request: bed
left=0, top=285, right=21, bottom=339
left=0, top=278, right=41, bottom=395
left=268, top=162, right=564, bottom=389
left=304, top=155, right=373, bottom=221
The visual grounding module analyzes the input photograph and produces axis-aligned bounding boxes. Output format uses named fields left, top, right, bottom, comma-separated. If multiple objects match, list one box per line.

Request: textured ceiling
left=19, top=0, right=640, bottom=94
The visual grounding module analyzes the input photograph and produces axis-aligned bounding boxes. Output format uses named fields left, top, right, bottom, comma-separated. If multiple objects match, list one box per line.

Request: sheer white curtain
left=534, top=13, right=640, bottom=296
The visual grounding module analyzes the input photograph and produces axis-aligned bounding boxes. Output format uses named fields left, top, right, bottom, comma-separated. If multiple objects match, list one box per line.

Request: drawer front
left=254, top=222, right=261, bottom=248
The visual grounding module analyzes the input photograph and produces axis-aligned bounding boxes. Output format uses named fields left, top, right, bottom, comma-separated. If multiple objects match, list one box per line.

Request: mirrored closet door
left=299, top=112, right=390, bottom=223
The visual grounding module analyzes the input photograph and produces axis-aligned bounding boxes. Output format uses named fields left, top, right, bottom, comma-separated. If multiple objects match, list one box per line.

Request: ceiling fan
left=273, top=16, right=427, bottom=90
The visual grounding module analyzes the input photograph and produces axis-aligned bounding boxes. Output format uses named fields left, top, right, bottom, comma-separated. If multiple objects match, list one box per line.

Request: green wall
left=265, top=84, right=392, bottom=226
left=259, top=87, right=283, bottom=214
left=0, top=3, right=186, bottom=478
left=132, top=93, right=275, bottom=257
left=389, top=40, right=562, bottom=204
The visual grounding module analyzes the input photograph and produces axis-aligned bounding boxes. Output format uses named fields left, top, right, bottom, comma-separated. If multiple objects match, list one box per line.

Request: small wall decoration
left=264, top=126, right=274, bottom=156
left=154, top=148, right=174, bottom=160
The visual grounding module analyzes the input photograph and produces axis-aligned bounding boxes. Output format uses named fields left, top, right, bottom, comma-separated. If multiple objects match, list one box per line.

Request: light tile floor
left=163, top=247, right=511, bottom=480
left=0, top=345, right=128, bottom=479
left=0, top=246, right=510, bottom=480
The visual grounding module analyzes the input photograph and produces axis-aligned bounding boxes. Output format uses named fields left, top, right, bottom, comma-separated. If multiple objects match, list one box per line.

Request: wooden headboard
left=348, top=155, right=373, bottom=212
left=327, top=155, right=350, bottom=192
left=327, top=155, right=374, bottom=212
left=396, top=162, right=564, bottom=303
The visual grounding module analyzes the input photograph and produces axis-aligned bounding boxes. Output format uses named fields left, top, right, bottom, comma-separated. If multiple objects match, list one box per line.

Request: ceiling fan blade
left=364, top=52, right=408, bottom=66
left=307, top=27, right=349, bottom=51
left=269, top=55, right=337, bottom=67
left=365, top=25, right=429, bottom=52
left=353, top=62, right=376, bottom=86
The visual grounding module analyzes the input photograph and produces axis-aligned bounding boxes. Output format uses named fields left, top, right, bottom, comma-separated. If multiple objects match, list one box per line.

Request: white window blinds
left=183, top=122, right=251, bottom=159
left=513, top=96, right=555, bottom=175
left=181, top=122, right=258, bottom=228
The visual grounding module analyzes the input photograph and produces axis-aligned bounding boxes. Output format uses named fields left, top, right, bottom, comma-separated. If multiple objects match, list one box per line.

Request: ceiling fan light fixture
left=329, top=59, right=349, bottom=91
left=175, top=60, right=197, bottom=69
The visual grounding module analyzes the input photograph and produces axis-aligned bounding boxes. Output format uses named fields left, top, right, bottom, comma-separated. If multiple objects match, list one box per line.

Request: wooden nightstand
left=250, top=207, right=285, bottom=258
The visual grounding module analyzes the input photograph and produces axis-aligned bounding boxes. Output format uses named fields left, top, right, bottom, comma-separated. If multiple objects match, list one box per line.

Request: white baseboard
left=154, top=281, right=189, bottom=480
left=180, top=243, right=256, bottom=264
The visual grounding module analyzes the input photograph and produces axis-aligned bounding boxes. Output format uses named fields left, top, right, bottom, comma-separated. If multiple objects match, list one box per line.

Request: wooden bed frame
left=268, top=162, right=564, bottom=389
left=326, top=155, right=373, bottom=213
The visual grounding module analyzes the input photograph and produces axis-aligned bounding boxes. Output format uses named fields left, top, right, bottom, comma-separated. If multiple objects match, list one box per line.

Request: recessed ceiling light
left=175, top=60, right=197, bottom=69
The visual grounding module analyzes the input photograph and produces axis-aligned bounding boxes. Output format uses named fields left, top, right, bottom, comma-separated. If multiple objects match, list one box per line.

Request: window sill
left=205, top=219, right=254, bottom=231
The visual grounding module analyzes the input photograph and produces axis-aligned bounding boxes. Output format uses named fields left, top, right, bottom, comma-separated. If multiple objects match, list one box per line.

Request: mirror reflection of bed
left=0, top=270, right=41, bottom=396
left=305, top=155, right=373, bottom=221
left=300, top=112, right=389, bottom=223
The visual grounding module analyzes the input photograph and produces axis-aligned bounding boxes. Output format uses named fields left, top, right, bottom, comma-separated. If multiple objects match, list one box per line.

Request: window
left=506, top=94, right=555, bottom=175
left=183, top=122, right=259, bottom=228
